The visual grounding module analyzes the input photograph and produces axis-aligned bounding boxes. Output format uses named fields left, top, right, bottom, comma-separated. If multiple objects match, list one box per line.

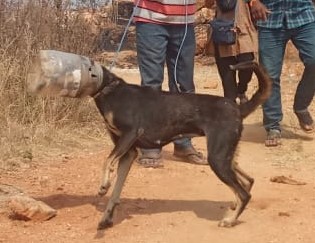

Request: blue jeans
left=258, top=22, right=315, bottom=131
left=136, top=22, right=196, bottom=153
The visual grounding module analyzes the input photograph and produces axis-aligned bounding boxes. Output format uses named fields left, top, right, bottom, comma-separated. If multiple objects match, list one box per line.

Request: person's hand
left=249, top=0, right=272, bottom=21
left=204, top=0, right=215, bottom=8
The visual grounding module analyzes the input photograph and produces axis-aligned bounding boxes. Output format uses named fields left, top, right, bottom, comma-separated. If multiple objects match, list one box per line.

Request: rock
left=270, top=175, right=306, bottom=186
left=8, top=195, right=57, bottom=221
left=0, top=184, right=24, bottom=213
left=278, top=211, right=290, bottom=217
left=1, top=184, right=57, bottom=222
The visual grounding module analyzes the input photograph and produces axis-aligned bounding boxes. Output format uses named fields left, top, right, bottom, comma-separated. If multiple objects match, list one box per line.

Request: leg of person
left=291, top=22, right=315, bottom=132
left=173, top=137, right=207, bottom=165
left=135, top=22, right=168, bottom=167
left=138, top=148, right=164, bottom=168
left=236, top=52, right=255, bottom=104
left=214, top=46, right=238, bottom=102
left=136, top=22, right=167, bottom=90
left=166, top=24, right=196, bottom=93
left=258, top=27, right=289, bottom=146
left=165, top=24, right=206, bottom=165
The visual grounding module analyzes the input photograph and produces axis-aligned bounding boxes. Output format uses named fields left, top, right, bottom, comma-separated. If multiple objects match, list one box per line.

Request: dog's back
left=95, top=81, right=242, bottom=148
left=94, top=61, right=271, bottom=149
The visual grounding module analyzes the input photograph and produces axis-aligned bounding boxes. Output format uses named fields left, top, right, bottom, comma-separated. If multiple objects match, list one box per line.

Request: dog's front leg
left=98, top=154, right=118, bottom=196
left=98, top=148, right=137, bottom=230
left=98, top=128, right=144, bottom=196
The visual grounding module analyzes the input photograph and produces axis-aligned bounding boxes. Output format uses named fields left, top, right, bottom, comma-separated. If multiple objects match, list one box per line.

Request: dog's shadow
left=36, top=193, right=230, bottom=225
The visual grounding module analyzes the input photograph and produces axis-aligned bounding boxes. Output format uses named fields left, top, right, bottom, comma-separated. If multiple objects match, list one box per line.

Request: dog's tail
left=230, top=61, right=272, bottom=119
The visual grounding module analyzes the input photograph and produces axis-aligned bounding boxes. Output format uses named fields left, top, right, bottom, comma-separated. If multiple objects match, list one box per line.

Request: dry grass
left=0, top=1, right=305, bottom=170
left=0, top=0, right=115, bottom=169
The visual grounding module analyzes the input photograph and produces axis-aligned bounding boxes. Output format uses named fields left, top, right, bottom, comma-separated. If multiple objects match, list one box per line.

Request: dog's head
left=27, top=50, right=103, bottom=98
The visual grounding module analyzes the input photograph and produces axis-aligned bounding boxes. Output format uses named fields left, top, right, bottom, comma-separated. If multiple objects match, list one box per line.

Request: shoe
left=265, top=129, right=281, bottom=147
left=173, top=145, right=207, bottom=165
left=294, top=110, right=314, bottom=133
left=238, top=93, right=248, bottom=105
left=137, top=150, right=164, bottom=168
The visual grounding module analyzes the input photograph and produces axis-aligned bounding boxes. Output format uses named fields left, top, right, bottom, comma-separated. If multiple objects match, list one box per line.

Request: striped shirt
left=133, top=0, right=196, bottom=24
left=256, top=0, right=315, bottom=29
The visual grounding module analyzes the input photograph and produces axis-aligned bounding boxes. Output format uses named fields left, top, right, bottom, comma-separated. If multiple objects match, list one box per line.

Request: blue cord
left=110, top=0, right=191, bottom=94
left=109, top=0, right=141, bottom=70
left=174, top=0, right=189, bottom=92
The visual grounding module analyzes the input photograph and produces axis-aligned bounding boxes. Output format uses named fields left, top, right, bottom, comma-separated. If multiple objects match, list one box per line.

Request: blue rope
left=109, top=0, right=191, bottom=94
left=109, top=0, right=141, bottom=70
left=174, top=0, right=189, bottom=93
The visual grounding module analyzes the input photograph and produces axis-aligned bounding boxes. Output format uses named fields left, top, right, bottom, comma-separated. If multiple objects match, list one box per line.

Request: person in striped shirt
left=133, top=0, right=206, bottom=168
left=247, top=0, right=315, bottom=146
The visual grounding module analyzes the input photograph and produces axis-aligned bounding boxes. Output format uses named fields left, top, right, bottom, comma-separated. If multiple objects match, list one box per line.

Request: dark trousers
left=136, top=22, right=196, bottom=152
left=215, top=49, right=255, bottom=102
left=136, top=22, right=196, bottom=93
left=258, top=22, right=315, bottom=131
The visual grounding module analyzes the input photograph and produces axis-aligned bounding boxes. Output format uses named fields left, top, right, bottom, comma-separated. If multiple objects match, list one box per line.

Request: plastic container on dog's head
left=27, top=50, right=103, bottom=98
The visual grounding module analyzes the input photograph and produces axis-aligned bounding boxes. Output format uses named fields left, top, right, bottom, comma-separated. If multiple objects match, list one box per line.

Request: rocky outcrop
left=0, top=184, right=57, bottom=221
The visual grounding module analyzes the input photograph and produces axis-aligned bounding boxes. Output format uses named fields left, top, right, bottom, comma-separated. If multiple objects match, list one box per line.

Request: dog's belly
left=134, top=132, right=202, bottom=149
left=134, top=137, right=167, bottom=149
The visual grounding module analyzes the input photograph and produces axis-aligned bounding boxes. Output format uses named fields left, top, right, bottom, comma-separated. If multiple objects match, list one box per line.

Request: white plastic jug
left=27, top=50, right=103, bottom=98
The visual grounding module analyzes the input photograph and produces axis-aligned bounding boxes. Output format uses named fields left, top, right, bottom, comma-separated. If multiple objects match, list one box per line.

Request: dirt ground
left=1, top=52, right=315, bottom=243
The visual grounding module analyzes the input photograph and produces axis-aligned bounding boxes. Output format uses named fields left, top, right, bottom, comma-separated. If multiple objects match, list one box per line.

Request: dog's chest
left=103, top=111, right=121, bottom=136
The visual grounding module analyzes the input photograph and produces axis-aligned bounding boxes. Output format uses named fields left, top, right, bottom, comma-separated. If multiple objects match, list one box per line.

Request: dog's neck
left=92, top=66, right=124, bottom=98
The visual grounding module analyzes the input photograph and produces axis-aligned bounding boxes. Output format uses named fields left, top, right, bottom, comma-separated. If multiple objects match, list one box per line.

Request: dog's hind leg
left=207, top=137, right=251, bottom=227
left=233, top=162, right=254, bottom=193
left=99, top=129, right=144, bottom=196
left=98, top=148, right=137, bottom=230
left=229, top=162, right=254, bottom=211
left=211, top=159, right=251, bottom=227
left=231, top=149, right=254, bottom=193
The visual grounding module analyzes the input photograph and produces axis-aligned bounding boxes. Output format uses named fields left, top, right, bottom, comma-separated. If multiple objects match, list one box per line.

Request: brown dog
left=92, top=61, right=271, bottom=229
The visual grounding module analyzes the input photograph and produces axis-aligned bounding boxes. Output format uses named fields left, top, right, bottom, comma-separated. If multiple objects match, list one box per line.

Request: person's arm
left=244, top=0, right=271, bottom=21
left=204, top=0, right=215, bottom=8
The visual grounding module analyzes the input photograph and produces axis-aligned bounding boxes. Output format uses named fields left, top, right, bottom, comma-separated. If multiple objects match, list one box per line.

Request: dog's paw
left=98, top=182, right=111, bottom=196
left=218, top=218, right=238, bottom=227
left=229, top=202, right=237, bottom=211
left=97, top=219, right=113, bottom=230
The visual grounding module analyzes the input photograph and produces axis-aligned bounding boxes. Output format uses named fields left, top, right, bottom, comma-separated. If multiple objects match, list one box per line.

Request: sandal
left=265, top=129, right=281, bottom=147
left=173, top=146, right=207, bottom=165
left=295, top=110, right=314, bottom=133
left=137, top=150, right=164, bottom=168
